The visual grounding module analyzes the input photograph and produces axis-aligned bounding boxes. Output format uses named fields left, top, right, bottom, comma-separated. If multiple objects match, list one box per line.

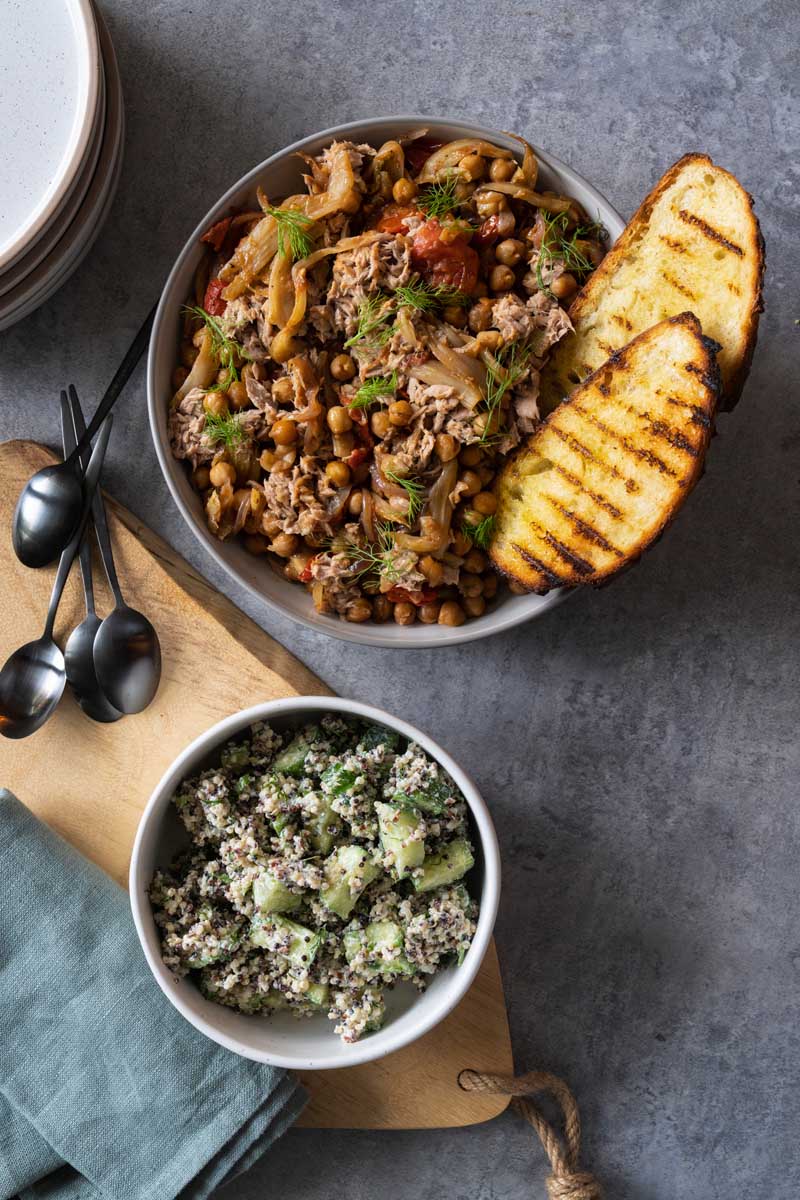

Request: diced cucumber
left=375, top=800, right=425, bottom=879
left=250, top=914, right=322, bottom=968
left=235, top=773, right=254, bottom=795
left=252, top=869, right=301, bottom=915
left=221, top=743, right=250, bottom=770
left=412, top=838, right=474, bottom=892
left=359, top=725, right=400, bottom=754
left=307, top=795, right=342, bottom=855
left=343, top=920, right=414, bottom=978
left=391, top=773, right=452, bottom=816
left=272, top=734, right=312, bottom=777
left=304, top=981, right=330, bottom=1007
left=272, top=812, right=293, bottom=834
left=320, top=845, right=379, bottom=918
left=320, top=761, right=358, bottom=796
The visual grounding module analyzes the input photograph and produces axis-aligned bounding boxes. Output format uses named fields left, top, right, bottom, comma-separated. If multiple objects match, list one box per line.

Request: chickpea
left=271, top=417, right=297, bottom=445
left=451, top=530, right=473, bottom=556
left=459, top=572, right=484, bottom=598
left=332, top=431, right=354, bottom=457
left=473, top=490, right=497, bottom=515
left=418, top=601, right=441, bottom=624
left=550, top=272, right=579, bottom=301
left=271, top=532, right=300, bottom=558
left=270, top=329, right=300, bottom=363
left=435, top=433, right=459, bottom=462
left=215, top=367, right=231, bottom=388
left=272, top=376, right=295, bottom=404
left=461, top=507, right=481, bottom=530
left=330, top=353, right=356, bottom=381
left=262, top=513, right=282, bottom=538
left=494, top=209, right=516, bottom=237
left=273, top=447, right=297, bottom=471
left=393, top=601, right=416, bottom=626
left=459, top=445, right=482, bottom=468
left=459, top=469, right=482, bottom=497
left=460, top=153, right=486, bottom=181
left=285, top=548, right=314, bottom=580
left=392, top=176, right=418, bottom=204
left=495, top=238, right=525, bottom=267
left=326, top=460, right=352, bottom=487
left=438, top=600, right=466, bottom=626
left=209, top=461, right=236, bottom=488
left=468, top=298, right=495, bottom=334
left=443, top=304, right=467, bottom=328
left=388, top=399, right=412, bottom=427
left=476, top=330, right=503, bottom=353
left=473, top=409, right=501, bottom=438
left=475, top=190, right=505, bottom=219
left=172, top=366, right=188, bottom=391
left=490, top=264, right=516, bottom=292
left=463, top=594, right=487, bottom=618
left=260, top=448, right=277, bottom=472
left=232, top=487, right=252, bottom=513
left=229, top=380, right=250, bottom=409
left=464, top=548, right=487, bottom=574
left=243, top=534, right=269, bottom=555
left=180, top=342, right=198, bottom=369
left=419, top=555, right=444, bottom=587
left=346, top=598, right=373, bottom=623
left=327, top=405, right=353, bottom=434
left=203, top=391, right=228, bottom=418
left=478, top=464, right=495, bottom=486
left=489, top=157, right=516, bottom=182
left=371, top=410, right=391, bottom=439
left=192, top=465, right=211, bottom=490
left=482, top=574, right=499, bottom=599
left=372, top=595, right=392, bottom=622
left=347, top=488, right=363, bottom=516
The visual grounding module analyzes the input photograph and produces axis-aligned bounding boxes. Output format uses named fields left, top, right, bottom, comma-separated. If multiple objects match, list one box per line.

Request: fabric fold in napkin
left=0, top=789, right=306, bottom=1200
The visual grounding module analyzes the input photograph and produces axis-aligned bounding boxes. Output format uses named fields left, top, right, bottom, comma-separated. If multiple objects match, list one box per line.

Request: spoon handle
left=70, top=304, right=156, bottom=465
left=67, top=385, right=124, bottom=605
left=60, top=392, right=95, bottom=616
left=44, top=418, right=113, bottom=640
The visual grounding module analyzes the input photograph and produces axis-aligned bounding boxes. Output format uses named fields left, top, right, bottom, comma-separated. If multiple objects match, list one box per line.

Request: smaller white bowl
left=130, top=697, right=500, bottom=1070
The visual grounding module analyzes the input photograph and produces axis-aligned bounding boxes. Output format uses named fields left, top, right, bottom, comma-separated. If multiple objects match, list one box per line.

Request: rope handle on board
left=459, top=1069, right=603, bottom=1200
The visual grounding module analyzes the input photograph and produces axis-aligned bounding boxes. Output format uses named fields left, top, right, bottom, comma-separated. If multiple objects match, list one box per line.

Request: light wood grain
left=0, top=440, right=512, bottom=1128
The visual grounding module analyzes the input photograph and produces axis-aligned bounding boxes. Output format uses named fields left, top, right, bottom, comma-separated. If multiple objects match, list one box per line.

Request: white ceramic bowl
left=129, top=697, right=500, bottom=1070
left=148, top=118, right=625, bottom=646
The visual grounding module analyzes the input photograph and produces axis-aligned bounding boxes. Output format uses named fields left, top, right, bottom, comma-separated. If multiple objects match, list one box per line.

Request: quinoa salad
left=168, top=130, right=606, bottom=628
left=149, top=715, right=478, bottom=1044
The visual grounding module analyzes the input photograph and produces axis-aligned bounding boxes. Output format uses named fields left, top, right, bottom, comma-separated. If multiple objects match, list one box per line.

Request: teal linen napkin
left=0, top=789, right=306, bottom=1200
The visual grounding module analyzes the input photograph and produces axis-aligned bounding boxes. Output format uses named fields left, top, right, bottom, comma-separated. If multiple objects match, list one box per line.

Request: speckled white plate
left=0, top=0, right=101, bottom=274
left=148, top=118, right=626, bottom=647
left=0, top=5, right=124, bottom=332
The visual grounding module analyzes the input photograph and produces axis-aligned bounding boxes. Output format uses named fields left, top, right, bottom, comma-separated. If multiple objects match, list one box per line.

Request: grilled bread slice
left=539, top=154, right=763, bottom=413
left=490, top=313, right=720, bottom=593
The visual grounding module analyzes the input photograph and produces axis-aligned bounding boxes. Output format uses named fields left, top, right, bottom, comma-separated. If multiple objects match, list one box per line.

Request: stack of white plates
left=0, top=0, right=124, bottom=332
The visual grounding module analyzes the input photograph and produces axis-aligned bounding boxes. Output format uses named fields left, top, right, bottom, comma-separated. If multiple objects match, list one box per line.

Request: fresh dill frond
left=203, top=409, right=246, bottom=449
left=478, top=339, right=537, bottom=445
left=384, top=469, right=425, bottom=523
left=394, top=279, right=466, bottom=312
left=183, top=305, right=249, bottom=391
left=264, top=206, right=315, bottom=261
left=462, top=513, right=496, bottom=550
left=534, top=211, right=605, bottom=295
left=340, top=523, right=401, bottom=583
left=344, top=294, right=394, bottom=350
left=348, top=372, right=398, bottom=409
left=417, top=173, right=461, bottom=220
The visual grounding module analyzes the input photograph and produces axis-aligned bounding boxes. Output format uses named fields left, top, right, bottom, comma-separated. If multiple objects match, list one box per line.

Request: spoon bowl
left=0, top=636, right=66, bottom=738
left=65, top=613, right=123, bottom=724
left=93, top=604, right=161, bottom=714
left=12, top=462, right=83, bottom=568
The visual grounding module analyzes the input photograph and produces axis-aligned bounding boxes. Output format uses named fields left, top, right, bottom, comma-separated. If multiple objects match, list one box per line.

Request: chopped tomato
left=299, top=556, right=320, bottom=584
left=203, top=277, right=227, bottom=316
left=346, top=446, right=371, bottom=470
left=200, top=216, right=234, bottom=253
left=404, top=138, right=444, bottom=174
left=410, top=219, right=479, bottom=294
left=386, top=586, right=439, bottom=606
left=472, top=215, right=501, bottom=248
left=375, top=203, right=419, bottom=234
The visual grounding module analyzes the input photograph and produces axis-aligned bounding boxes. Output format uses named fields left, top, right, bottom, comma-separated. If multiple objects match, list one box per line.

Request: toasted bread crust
left=490, top=313, right=721, bottom=593
left=541, top=154, right=764, bottom=413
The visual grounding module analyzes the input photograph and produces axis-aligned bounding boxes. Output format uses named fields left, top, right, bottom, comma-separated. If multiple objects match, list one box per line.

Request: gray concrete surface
left=2, top=0, right=798, bottom=1195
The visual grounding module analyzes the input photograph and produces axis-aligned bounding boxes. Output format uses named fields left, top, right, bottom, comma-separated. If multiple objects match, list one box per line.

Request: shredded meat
left=168, top=388, right=213, bottom=469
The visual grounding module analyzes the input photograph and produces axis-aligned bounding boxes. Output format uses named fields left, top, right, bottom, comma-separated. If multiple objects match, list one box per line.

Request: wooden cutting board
left=0, top=439, right=512, bottom=1129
